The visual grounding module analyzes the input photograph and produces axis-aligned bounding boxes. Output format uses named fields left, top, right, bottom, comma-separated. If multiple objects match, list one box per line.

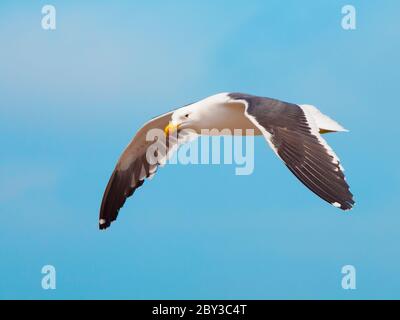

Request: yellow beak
left=164, top=122, right=179, bottom=136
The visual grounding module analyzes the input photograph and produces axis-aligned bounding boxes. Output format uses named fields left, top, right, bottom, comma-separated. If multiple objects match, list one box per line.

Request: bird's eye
left=185, top=114, right=190, bottom=118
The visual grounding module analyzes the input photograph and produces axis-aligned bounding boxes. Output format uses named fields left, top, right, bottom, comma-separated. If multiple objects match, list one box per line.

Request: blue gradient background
left=1, top=0, right=399, bottom=299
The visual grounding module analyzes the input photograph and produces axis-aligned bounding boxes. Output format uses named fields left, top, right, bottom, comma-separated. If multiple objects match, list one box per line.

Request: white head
left=164, top=93, right=232, bottom=135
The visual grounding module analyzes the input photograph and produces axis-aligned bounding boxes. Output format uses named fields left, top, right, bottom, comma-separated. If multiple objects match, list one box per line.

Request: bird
left=99, top=92, right=355, bottom=230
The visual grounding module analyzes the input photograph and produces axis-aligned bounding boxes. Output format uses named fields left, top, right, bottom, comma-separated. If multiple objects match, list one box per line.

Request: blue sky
left=1, top=0, right=400, bottom=299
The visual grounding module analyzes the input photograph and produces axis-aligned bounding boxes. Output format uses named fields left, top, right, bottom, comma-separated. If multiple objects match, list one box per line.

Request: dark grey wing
left=99, top=155, right=149, bottom=230
left=232, top=93, right=355, bottom=210
left=99, top=112, right=173, bottom=230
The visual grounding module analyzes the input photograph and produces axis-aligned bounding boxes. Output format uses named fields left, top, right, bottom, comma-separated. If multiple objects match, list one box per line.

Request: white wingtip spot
left=332, top=202, right=341, bottom=208
left=99, top=219, right=106, bottom=225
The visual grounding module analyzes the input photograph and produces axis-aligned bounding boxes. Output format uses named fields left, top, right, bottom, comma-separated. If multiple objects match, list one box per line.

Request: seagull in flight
left=99, top=93, right=355, bottom=230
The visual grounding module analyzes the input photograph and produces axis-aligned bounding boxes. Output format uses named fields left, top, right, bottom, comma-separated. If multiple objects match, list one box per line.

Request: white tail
left=300, top=104, right=348, bottom=133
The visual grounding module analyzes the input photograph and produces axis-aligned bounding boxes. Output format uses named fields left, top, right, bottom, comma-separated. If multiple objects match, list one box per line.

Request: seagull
left=99, top=93, right=354, bottom=230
